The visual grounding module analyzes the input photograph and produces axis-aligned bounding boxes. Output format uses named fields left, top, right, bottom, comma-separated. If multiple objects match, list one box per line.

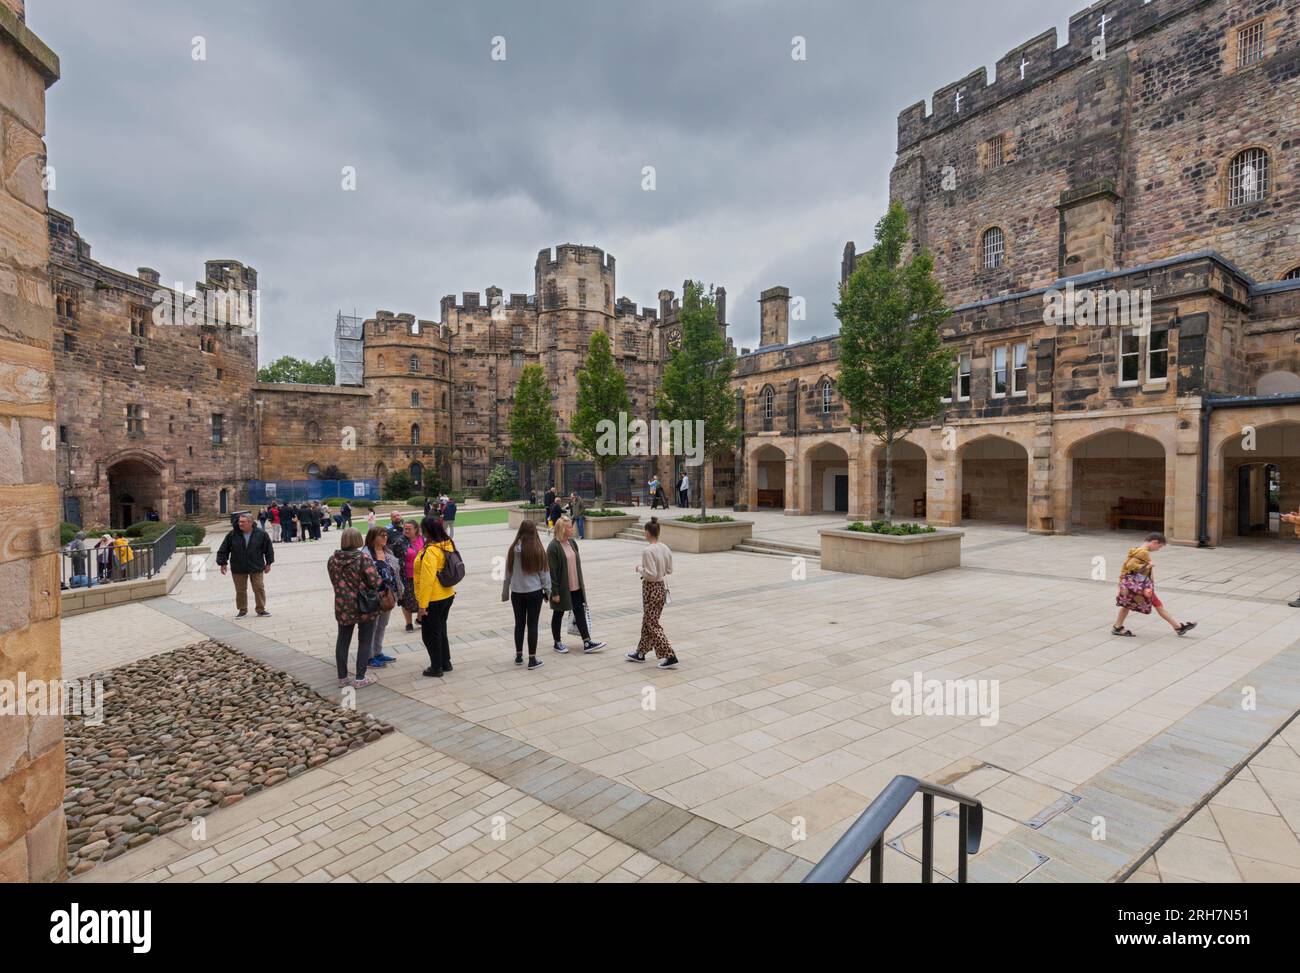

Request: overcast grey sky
left=37, top=0, right=1083, bottom=362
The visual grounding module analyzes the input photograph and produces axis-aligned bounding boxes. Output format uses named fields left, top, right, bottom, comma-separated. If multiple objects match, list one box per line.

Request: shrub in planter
left=586, top=508, right=629, bottom=517
left=847, top=520, right=937, bottom=536
left=677, top=514, right=736, bottom=524
left=322, top=497, right=376, bottom=509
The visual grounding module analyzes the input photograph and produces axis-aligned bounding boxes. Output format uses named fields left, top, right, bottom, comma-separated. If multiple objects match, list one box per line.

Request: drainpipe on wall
left=1197, top=392, right=1300, bottom=547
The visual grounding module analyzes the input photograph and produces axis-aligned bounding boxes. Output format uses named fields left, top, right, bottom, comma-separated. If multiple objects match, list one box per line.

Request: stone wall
left=0, top=0, right=64, bottom=883
left=50, top=210, right=259, bottom=527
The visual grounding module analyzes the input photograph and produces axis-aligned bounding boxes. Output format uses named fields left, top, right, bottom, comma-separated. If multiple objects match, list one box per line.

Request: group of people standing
left=254, top=501, right=333, bottom=543
left=63, top=531, right=138, bottom=586
left=646, top=472, right=691, bottom=510
left=541, top=488, right=586, bottom=539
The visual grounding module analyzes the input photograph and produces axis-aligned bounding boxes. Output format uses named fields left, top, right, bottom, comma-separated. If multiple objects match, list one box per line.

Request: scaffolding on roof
left=335, top=310, right=364, bottom=386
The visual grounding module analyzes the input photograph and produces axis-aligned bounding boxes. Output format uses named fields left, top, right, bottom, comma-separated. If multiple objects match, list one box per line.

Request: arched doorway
left=410, top=462, right=424, bottom=490
left=219, top=488, right=230, bottom=515
left=1220, top=421, right=1300, bottom=542
left=105, top=452, right=165, bottom=528
left=874, top=440, right=927, bottom=519
left=751, top=444, right=787, bottom=509
left=958, top=436, right=1030, bottom=527
left=184, top=489, right=199, bottom=516
left=805, top=442, right=850, bottom=514
left=1068, top=430, right=1166, bottom=532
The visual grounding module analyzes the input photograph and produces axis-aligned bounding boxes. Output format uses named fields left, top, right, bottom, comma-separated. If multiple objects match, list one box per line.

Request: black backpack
left=433, top=542, right=466, bottom=587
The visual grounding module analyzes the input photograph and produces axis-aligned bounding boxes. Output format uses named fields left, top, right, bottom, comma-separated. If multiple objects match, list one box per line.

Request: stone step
left=733, top=538, right=821, bottom=559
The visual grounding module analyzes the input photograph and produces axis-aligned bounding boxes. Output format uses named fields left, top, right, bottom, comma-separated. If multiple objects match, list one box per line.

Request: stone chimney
left=759, top=286, right=790, bottom=347
left=658, top=289, right=674, bottom=323
left=138, top=267, right=160, bottom=285
left=1058, top=180, right=1122, bottom=277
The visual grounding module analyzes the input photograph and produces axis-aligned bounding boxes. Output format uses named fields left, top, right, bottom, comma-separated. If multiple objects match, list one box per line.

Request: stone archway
left=1066, top=429, right=1167, bottom=533
left=104, top=450, right=166, bottom=528
left=1217, top=420, right=1300, bottom=543
left=749, top=442, right=788, bottom=509
left=957, top=435, right=1031, bottom=527
left=803, top=441, right=851, bottom=513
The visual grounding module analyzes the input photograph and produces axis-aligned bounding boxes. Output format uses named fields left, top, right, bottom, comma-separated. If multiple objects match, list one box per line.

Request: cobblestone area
left=64, top=640, right=392, bottom=875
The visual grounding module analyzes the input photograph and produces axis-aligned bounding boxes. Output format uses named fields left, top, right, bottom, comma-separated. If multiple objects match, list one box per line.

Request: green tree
left=384, top=470, right=414, bottom=500
left=571, top=330, right=632, bottom=505
left=509, top=364, right=560, bottom=494
left=835, top=200, right=951, bottom=523
left=657, top=281, right=739, bottom=520
left=483, top=464, right=520, bottom=502
left=258, top=355, right=336, bottom=385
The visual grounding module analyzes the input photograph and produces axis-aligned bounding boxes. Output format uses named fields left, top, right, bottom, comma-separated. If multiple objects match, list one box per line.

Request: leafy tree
left=571, top=330, right=632, bottom=505
left=835, top=200, right=951, bottom=522
left=258, top=355, right=336, bottom=385
left=509, top=364, right=559, bottom=494
left=483, top=464, right=520, bottom=502
left=320, top=464, right=348, bottom=481
left=384, top=470, right=414, bottom=500
left=656, top=281, right=739, bottom=520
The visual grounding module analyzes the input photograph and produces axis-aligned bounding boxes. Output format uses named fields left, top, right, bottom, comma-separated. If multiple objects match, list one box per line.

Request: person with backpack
left=413, top=516, right=461, bottom=678
left=363, top=527, right=401, bottom=669
left=1112, top=532, right=1197, bottom=638
left=341, top=501, right=352, bottom=527
left=326, top=528, right=383, bottom=689
left=442, top=496, right=458, bottom=538
left=545, top=515, right=605, bottom=655
left=502, top=520, right=550, bottom=671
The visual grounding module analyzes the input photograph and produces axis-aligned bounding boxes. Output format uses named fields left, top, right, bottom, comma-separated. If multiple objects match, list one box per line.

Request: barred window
left=1237, top=21, right=1265, bottom=67
left=1283, top=267, right=1300, bottom=281
left=982, top=227, right=1005, bottom=269
left=1228, top=148, right=1269, bottom=206
left=408, top=355, right=420, bottom=373
left=984, top=135, right=1005, bottom=171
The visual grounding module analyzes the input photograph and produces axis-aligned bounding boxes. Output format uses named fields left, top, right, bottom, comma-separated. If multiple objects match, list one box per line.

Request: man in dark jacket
left=442, top=498, right=457, bottom=538
left=341, top=501, right=352, bottom=527
left=216, top=512, right=275, bottom=617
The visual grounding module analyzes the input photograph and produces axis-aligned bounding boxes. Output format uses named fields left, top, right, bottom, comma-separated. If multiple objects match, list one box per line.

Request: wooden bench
left=1109, top=497, right=1164, bottom=531
left=757, top=489, right=784, bottom=509
left=611, top=492, right=641, bottom=507
left=912, top=494, right=971, bottom=519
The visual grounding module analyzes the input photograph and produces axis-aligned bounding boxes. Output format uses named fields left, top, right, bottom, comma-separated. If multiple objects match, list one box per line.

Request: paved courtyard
left=61, top=510, right=1300, bottom=882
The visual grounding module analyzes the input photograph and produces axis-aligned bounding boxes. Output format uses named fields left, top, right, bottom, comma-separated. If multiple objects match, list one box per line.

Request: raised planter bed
left=658, top=518, right=754, bottom=554
left=582, top=513, right=641, bottom=539
left=819, top=526, right=963, bottom=579
left=507, top=506, right=548, bottom=530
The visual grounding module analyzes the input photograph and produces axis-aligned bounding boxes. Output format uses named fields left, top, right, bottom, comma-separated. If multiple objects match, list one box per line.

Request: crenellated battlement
left=897, top=0, right=1201, bottom=151
left=535, top=243, right=616, bottom=274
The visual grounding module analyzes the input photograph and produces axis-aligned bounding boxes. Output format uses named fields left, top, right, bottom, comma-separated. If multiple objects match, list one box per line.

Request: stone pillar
left=783, top=454, right=797, bottom=516
left=1029, top=417, right=1054, bottom=534
left=860, top=441, right=879, bottom=520
left=928, top=430, right=959, bottom=526
left=0, top=1, right=63, bottom=883
left=1172, top=398, right=1203, bottom=546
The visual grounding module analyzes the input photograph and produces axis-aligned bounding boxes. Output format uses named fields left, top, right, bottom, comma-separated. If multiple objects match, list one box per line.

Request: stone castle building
left=46, top=0, right=1300, bottom=551
left=729, top=0, right=1300, bottom=546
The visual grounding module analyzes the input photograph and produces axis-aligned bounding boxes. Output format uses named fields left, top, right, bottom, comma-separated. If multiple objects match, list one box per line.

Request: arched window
left=306, top=463, right=321, bottom=478
left=1228, top=148, right=1269, bottom=206
left=219, top=488, right=229, bottom=514
left=1283, top=267, right=1300, bottom=281
left=819, top=379, right=833, bottom=414
left=410, top=462, right=424, bottom=487
left=411, top=423, right=420, bottom=445
left=306, top=420, right=321, bottom=443
left=377, top=353, right=386, bottom=370
left=376, top=421, right=386, bottom=441
left=762, top=386, right=775, bottom=420
left=982, top=227, right=1005, bottom=269
left=375, top=462, right=387, bottom=482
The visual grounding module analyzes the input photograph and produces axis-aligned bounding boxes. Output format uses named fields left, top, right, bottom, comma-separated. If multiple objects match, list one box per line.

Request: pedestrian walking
left=547, top=495, right=565, bottom=530
left=568, top=492, right=586, bottom=540
left=545, top=515, right=605, bottom=655
left=1112, top=532, right=1196, bottom=638
left=268, top=504, right=281, bottom=542
left=626, top=517, right=679, bottom=668
left=442, top=496, right=458, bottom=538
left=327, top=528, right=382, bottom=688
left=215, top=511, right=274, bottom=618
left=341, top=501, right=352, bottom=527
left=502, top=520, right=550, bottom=671
left=363, top=527, right=401, bottom=668
left=678, top=471, right=690, bottom=507
left=413, top=517, right=459, bottom=678
left=257, top=508, right=268, bottom=531
left=648, top=476, right=662, bottom=509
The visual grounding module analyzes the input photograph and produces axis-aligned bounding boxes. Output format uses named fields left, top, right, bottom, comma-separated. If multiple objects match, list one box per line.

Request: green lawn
left=445, top=508, right=509, bottom=527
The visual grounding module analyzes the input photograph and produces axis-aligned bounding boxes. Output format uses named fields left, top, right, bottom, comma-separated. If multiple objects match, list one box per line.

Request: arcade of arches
left=724, top=409, right=1300, bottom=546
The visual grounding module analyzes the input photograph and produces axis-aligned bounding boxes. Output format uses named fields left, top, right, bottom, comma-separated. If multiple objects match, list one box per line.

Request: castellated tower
left=534, top=244, right=617, bottom=445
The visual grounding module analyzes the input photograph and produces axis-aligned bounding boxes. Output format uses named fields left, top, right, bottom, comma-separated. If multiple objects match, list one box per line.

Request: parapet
left=896, top=0, right=1198, bottom=151
left=535, top=244, right=616, bottom=274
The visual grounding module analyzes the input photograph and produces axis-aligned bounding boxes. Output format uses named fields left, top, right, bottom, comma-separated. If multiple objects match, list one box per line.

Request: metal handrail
left=60, top=525, right=179, bottom=589
left=802, top=775, right=984, bottom=884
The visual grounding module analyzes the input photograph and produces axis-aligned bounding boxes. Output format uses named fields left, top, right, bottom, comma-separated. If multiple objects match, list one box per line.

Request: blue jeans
left=575, top=516, right=585, bottom=539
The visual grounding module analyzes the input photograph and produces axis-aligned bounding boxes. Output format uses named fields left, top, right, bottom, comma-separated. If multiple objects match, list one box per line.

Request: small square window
left=1120, top=329, right=1141, bottom=384
left=958, top=353, right=972, bottom=401
left=1147, top=330, right=1169, bottom=382
left=992, top=346, right=1008, bottom=397
left=1012, top=342, right=1028, bottom=395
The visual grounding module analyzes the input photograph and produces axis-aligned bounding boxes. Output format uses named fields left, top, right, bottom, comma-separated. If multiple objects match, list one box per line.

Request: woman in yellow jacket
left=413, top=516, right=456, bottom=678
left=112, top=534, right=135, bottom=580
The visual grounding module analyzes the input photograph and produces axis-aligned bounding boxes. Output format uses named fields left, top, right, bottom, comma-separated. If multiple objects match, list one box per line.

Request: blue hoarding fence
left=246, top=479, right=380, bottom=504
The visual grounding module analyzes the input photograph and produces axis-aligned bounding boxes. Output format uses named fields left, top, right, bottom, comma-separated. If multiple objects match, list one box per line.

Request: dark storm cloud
left=35, top=0, right=1084, bottom=359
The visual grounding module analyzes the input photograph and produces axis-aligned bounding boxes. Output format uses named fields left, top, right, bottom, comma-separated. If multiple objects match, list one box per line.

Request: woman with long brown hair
left=501, top=519, right=551, bottom=670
